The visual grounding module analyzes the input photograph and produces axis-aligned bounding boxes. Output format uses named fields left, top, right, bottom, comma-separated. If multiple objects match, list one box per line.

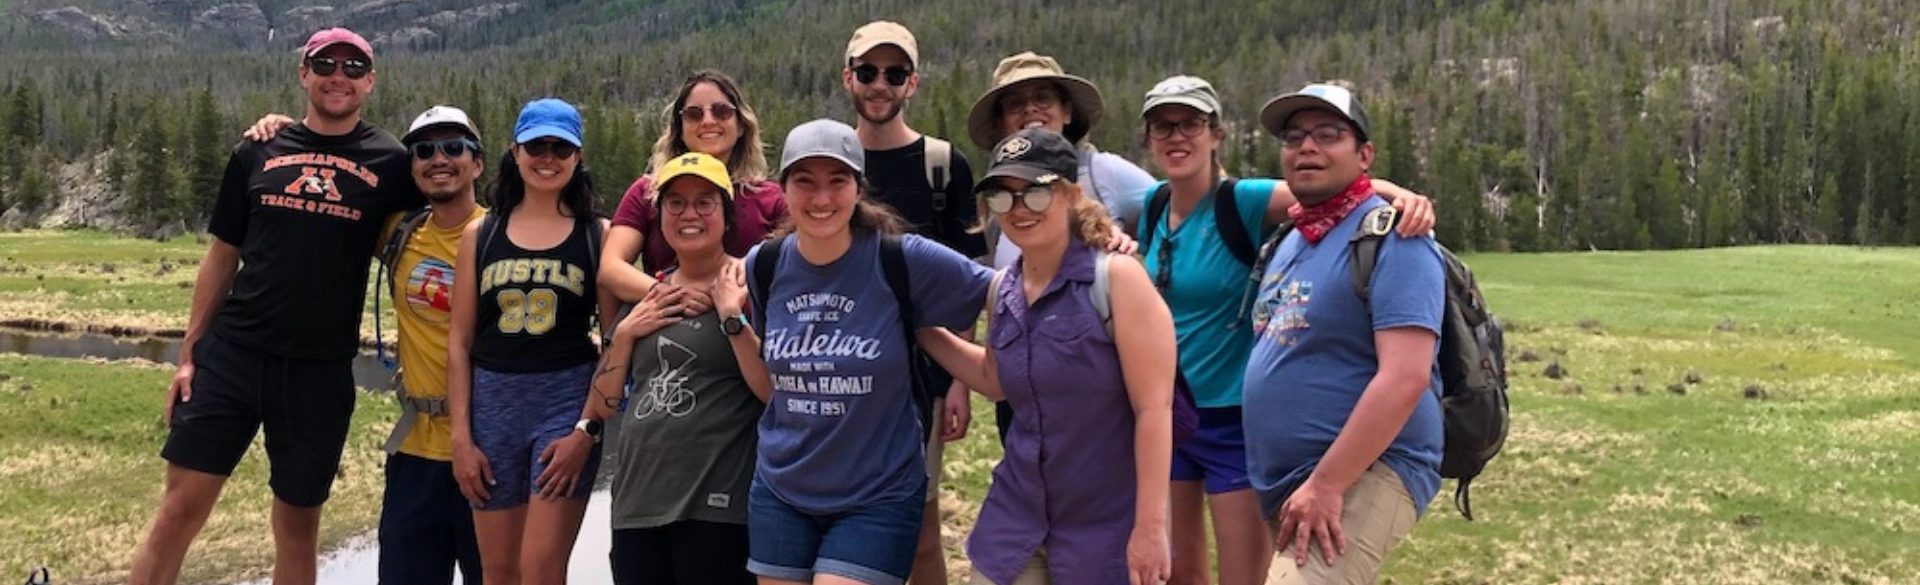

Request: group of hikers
left=122, top=19, right=1456, bottom=585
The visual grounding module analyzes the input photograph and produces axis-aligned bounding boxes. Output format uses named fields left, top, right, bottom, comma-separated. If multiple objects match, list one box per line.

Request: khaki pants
left=968, top=547, right=1049, bottom=585
left=1265, top=464, right=1417, bottom=585
left=926, top=414, right=946, bottom=502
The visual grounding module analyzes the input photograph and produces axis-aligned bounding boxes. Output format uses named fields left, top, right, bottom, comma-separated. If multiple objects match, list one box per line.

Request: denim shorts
left=746, top=479, right=926, bottom=585
left=1170, top=406, right=1254, bottom=494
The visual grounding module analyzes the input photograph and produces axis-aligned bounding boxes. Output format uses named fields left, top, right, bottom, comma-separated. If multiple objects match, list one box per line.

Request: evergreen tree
left=184, top=88, right=227, bottom=223
left=129, top=101, right=182, bottom=230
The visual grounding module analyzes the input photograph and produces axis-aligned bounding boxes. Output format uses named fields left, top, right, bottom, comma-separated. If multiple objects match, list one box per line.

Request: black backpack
left=1253, top=205, right=1510, bottom=520
left=748, top=233, right=942, bottom=443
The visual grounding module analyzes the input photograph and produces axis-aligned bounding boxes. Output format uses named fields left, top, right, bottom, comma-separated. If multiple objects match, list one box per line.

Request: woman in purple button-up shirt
left=919, top=128, right=1176, bottom=585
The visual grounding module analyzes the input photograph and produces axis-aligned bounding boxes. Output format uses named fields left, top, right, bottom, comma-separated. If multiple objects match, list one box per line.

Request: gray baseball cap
left=778, top=119, right=865, bottom=179
left=1142, top=75, right=1222, bottom=117
left=1260, top=83, right=1371, bottom=143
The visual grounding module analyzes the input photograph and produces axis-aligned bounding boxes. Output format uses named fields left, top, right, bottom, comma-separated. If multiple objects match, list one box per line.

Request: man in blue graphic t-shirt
left=1241, top=83, right=1445, bottom=585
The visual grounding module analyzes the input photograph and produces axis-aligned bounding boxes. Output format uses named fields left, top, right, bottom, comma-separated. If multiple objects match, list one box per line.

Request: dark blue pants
left=379, top=452, right=482, bottom=585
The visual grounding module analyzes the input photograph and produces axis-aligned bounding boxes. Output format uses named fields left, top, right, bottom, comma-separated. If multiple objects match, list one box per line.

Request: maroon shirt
left=611, top=174, right=787, bottom=271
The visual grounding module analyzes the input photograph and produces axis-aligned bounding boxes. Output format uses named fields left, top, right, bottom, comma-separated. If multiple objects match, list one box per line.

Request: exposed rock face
left=281, top=5, right=340, bottom=41
left=37, top=7, right=123, bottom=41
left=416, top=3, right=524, bottom=29
left=347, top=0, right=432, bottom=22
left=39, top=151, right=141, bottom=232
left=378, top=26, right=439, bottom=48
left=195, top=3, right=270, bottom=38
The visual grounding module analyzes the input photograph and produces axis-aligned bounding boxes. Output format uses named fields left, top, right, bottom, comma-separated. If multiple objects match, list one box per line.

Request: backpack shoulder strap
left=748, top=234, right=788, bottom=337
left=986, top=268, right=1005, bottom=331
left=1213, top=178, right=1255, bottom=266
left=879, top=233, right=914, bottom=330
left=1348, top=206, right=1400, bottom=302
left=1090, top=251, right=1114, bottom=336
left=923, top=136, right=952, bottom=193
left=475, top=212, right=502, bottom=268
left=1142, top=183, right=1172, bottom=253
left=381, top=206, right=434, bottom=269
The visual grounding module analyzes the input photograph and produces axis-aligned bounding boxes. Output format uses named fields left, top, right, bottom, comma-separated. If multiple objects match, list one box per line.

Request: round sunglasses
left=981, top=185, right=1055, bottom=214
left=852, top=64, right=914, bottom=87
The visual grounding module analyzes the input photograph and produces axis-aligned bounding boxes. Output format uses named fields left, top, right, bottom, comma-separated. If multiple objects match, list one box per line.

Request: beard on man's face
left=423, top=187, right=463, bottom=204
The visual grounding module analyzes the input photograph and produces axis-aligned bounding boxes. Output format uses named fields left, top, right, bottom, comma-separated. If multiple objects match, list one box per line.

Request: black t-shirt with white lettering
left=207, top=122, right=422, bottom=361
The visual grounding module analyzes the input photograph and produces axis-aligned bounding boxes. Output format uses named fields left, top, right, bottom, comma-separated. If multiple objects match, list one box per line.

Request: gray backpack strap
left=924, top=136, right=952, bottom=192
left=1090, top=251, right=1113, bottom=336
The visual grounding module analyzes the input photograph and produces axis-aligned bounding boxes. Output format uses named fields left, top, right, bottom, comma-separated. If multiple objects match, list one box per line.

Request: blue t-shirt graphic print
left=748, top=232, right=991, bottom=514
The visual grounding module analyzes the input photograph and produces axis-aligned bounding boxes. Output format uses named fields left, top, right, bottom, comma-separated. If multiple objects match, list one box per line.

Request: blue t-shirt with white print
left=748, top=231, right=992, bottom=514
left=1242, top=196, right=1446, bottom=517
left=1136, top=178, right=1277, bottom=407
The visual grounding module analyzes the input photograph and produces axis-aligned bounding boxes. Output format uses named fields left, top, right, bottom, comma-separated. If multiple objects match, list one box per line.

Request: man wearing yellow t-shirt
left=378, top=105, right=488, bottom=585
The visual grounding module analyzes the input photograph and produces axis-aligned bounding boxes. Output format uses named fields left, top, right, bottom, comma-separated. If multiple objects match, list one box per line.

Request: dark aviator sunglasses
left=307, top=56, right=371, bottom=80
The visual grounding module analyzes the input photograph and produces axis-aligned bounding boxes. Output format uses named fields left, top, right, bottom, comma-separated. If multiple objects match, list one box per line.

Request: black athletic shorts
left=161, top=333, right=357, bottom=507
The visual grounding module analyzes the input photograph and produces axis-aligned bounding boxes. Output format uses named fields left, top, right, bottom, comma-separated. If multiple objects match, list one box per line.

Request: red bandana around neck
left=1287, top=173, right=1374, bottom=243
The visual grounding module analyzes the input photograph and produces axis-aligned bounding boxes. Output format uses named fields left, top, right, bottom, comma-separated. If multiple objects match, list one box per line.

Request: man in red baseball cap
left=125, top=27, right=425, bottom=585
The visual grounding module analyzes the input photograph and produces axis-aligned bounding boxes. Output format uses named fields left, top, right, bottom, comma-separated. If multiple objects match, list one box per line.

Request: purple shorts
left=1170, top=406, right=1253, bottom=494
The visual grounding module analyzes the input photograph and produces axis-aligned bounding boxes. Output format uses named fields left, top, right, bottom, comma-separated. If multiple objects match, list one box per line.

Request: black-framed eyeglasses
left=660, top=196, right=722, bottom=217
left=852, top=64, right=914, bottom=86
left=1280, top=124, right=1353, bottom=148
left=1147, top=116, right=1212, bottom=141
left=679, top=103, right=738, bottom=123
left=1155, top=239, right=1175, bottom=291
left=409, top=138, right=479, bottom=161
left=981, top=185, right=1055, bottom=214
left=519, top=139, right=578, bottom=160
left=306, top=56, right=371, bottom=80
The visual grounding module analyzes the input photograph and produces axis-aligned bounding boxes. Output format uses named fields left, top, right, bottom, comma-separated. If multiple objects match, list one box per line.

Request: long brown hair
left=649, top=70, right=770, bottom=183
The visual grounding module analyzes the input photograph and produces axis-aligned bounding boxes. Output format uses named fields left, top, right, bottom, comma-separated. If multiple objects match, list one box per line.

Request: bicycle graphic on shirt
left=631, top=336, right=698, bottom=419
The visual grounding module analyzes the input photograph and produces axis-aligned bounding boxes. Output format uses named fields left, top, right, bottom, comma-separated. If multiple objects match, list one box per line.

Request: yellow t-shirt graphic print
left=386, top=207, right=486, bottom=461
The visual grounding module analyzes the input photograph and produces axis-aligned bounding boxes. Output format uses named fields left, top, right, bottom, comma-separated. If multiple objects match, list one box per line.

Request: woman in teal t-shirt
left=1134, top=76, right=1435, bottom=585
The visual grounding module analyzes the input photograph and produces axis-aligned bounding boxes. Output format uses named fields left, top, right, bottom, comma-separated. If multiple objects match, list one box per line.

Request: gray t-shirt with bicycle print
left=609, top=309, right=763, bottom=529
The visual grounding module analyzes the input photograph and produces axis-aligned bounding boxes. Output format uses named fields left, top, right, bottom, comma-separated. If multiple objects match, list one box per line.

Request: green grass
left=0, top=355, right=399, bottom=585
left=934, top=245, right=1920, bottom=584
left=0, top=229, right=391, bottom=342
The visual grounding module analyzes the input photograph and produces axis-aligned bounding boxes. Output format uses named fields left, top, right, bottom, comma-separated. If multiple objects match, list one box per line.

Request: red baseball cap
left=303, top=28, right=372, bottom=62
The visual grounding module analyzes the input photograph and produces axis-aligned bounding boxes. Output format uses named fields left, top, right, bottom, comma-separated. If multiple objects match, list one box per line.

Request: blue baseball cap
left=513, top=98, right=583, bottom=146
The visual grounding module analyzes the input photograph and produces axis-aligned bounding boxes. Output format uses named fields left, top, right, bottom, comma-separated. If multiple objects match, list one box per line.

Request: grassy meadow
left=1, top=229, right=1917, bottom=583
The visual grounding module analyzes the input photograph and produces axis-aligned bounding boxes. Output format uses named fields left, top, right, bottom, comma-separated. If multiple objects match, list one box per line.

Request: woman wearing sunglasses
left=576, top=152, right=771, bottom=585
left=741, top=119, right=992, bottom=585
left=447, top=98, right=618, bottom=585
left=603, top=70, right=787, bottom=308
left=914, top=127, right=1176, bottom=585
left=1133, top=77, right=1434, bottom=585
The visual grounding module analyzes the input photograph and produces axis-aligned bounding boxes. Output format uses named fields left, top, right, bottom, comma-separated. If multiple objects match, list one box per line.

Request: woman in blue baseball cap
left=448, top=97, right=617, bottom=585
